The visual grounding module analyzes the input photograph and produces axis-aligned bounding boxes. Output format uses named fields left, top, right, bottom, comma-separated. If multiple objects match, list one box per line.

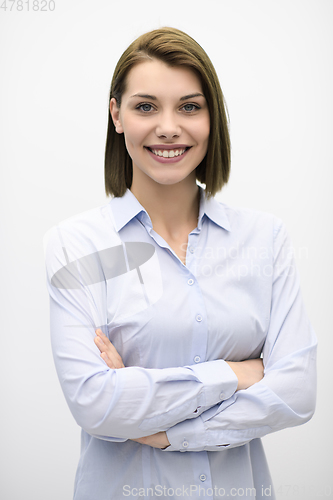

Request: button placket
left=185, top=232, right=197, bottom=269
left=186, top=232, right=208, bottom=379
left=190, top=452, right=213, bottom=494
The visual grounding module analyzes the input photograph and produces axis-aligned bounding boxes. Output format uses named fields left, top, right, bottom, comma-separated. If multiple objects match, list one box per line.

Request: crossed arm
left=94, top=328, right=265, bottom=449
left=45, top=219, right=317, bottom=452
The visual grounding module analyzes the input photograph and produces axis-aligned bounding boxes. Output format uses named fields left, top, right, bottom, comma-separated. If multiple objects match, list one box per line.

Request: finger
left=94, top=331, right=125, bottom=368
left=101, top=351, right=124, bottom=369
left=94, top=332, right=114, bottom=351
left=94, top=335, right=107, bottom=351
left=100, top=351, right=114, bottom=369
left=96, top=337, right=119, bottom=358
left=96, top=333, right=122, bottom=357
left=95, top=329, right=110, bottom=343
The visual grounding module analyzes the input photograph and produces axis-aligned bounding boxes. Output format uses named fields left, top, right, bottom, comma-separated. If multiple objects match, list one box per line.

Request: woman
left=44, top=27, right=317, bottom=499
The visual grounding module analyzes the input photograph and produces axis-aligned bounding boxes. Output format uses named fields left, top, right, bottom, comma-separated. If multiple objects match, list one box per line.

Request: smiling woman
left=105, top=27, right=231, bottom=199
left=109, top=59, right=210, bottom=198
left=44, top=27, right=317, bottom=500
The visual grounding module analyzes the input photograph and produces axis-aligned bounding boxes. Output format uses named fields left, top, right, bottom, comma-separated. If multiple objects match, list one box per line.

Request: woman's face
left=110, top=58, right=210, bottom=189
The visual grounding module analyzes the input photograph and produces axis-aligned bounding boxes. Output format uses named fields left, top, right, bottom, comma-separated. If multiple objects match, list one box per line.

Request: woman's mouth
left=144, top=146, right=192, bottom=163
left=146, top=147, right=189, bottom=158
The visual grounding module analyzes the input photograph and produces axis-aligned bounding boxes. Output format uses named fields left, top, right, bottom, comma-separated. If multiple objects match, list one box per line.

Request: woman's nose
left=155, top=111, right=181, bottom=138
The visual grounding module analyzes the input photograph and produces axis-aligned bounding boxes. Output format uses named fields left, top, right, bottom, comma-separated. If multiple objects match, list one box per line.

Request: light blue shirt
left=43, top=186, right=317, bottom=499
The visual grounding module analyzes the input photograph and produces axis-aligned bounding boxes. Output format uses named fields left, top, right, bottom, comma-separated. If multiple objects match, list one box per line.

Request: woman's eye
left=182, top=103, right=200, bottom=113
left=137, top=103, right=153, bottom=112
left=136, top=103, right=200, bottom=113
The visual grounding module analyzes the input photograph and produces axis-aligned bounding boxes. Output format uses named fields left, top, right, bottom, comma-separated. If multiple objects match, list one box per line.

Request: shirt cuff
left=163, top=415, right=206, bottom=452
left=190, top=359, right=238, bottom=412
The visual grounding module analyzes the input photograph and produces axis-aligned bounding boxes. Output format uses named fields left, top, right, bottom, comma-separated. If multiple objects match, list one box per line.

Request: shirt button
left=199, top=474, right=207, bottom=482
left=196, top=314, right=202, bottom=322
left=182, top=440, right=189, bottom=448
left=194, top=355, right=201, bottom=363
left=188, top=246, right=194, bottom=254
left=219, top=392, right=224, bottom=400
left=187, top=278, right=194, bottom=286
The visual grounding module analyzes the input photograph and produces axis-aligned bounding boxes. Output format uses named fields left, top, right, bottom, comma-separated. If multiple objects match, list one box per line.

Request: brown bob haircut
left=104, top=27, right=231, bottom=198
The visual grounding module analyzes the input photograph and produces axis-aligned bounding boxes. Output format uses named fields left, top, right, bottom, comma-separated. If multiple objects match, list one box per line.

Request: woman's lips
left=145, top=146, right=191, bottom=163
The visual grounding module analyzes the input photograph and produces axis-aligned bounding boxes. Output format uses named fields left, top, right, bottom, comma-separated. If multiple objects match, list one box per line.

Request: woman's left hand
left=132, top=431, right=170, bottom=449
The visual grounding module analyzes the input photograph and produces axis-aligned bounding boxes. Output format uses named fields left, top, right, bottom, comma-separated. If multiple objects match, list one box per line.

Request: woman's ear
left=110, top=98, right=124, bottom=134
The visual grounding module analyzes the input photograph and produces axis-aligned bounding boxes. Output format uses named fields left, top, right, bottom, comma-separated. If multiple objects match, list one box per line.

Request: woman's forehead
left=123, top=59, right=204, bottom=98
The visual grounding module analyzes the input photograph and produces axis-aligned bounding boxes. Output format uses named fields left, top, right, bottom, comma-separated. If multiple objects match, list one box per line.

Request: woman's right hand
left=94, top=329, right=125, bottom=369
left=226, top=358, right=264, bottom=391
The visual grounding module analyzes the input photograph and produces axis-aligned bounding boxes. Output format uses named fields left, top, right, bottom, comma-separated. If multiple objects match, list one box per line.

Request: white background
left=0, top=1, right=332, bottom=499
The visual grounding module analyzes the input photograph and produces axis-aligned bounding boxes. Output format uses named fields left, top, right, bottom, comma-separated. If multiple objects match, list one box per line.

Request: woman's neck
left=130, top=177, right=200, bottom=239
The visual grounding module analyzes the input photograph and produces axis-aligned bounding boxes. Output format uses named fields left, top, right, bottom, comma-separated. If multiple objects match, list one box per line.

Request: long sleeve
left=44, top=224, right=238, bottom=441
left=55, top=190, right=315, bottom=498
left=164, top=220, right=317, bottom=452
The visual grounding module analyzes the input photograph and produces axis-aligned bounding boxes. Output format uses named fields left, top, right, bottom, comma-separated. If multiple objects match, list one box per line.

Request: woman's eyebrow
left=129, top=92, right=205, bottom=100
left=180, top=93, right=205, bottom=101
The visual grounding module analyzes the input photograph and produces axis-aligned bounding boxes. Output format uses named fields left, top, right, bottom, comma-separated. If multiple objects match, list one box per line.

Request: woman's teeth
left=150, top=148, right=187, bottom=158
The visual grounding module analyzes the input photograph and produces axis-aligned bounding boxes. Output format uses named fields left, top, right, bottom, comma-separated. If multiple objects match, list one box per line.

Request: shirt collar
left=108, top=186, right=231, bottom=233
left=197, top=186, right=231, bottom=231
left=108, top=188, right=150, bottom=232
